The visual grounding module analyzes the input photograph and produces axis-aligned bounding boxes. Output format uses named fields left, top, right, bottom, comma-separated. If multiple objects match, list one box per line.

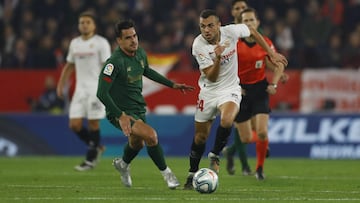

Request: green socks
left=147, top=144, right=167, bottom=171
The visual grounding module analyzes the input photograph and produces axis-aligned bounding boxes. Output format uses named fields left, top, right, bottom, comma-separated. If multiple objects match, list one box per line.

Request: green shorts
left=106, top=112, right=146, bottom=131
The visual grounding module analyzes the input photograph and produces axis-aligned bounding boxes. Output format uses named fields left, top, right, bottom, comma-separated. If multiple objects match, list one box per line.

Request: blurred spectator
left=261, top=7, right=277, bottom=39
left=34, top=0, right=64, bottom=19
left=342, top=31, right=360, bottom=69
left=29, top=75, right=65, bottom=114
left=1, top=0, right=360, bottom=70
left=172, top=33, right=198, bottom=71
left=322, top=31, right=343, bottom=68
left=344, top=0, right=360, bottom=33
left=284, top=7, right=302, bottom=68
left=321, top=0, right=344, bottom=27
left=2, top=38, right=35, bottom=68
left=274, top=20, right=294, bottom=59
left=301, top=0, right=332, bottom=68
left=2, top=24, right=16, bottom=56
left=54, top=37, right=71, bottom=68
left=34, top=35, right=57, bottom=69
left=43, top=18, right=61, bottom=42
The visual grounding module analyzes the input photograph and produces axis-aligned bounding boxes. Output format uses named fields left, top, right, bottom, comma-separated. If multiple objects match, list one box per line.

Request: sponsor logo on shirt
left=103, top=63, right=114, bottom=76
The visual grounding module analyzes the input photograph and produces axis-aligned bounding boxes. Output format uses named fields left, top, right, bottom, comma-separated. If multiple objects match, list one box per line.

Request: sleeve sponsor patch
left=103, top=63, right=114, bottom=76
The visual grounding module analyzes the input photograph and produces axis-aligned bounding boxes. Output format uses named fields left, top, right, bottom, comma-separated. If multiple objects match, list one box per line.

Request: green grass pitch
left=0, top=156, right=359, bottom=202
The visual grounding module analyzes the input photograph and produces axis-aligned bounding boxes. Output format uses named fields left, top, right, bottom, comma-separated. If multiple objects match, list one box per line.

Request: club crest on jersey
left=198, top=53, right=206, bottom=61
left=103, top=63, right=114, bottom=76
left=140, top=60, right=145, bottom=68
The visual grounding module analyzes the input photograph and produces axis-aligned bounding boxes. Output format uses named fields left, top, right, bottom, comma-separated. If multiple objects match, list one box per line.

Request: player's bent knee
left=194, top=133, right=208, bottom=144
left=69, top=124, right=82, bottom=132
left=240, top=135, right=252, bottom=143
left=257, top=132, right=268, bottom=140
left=219, top=118, right=233, bottom=128
left=145, top=134, right=158, bottom=146
left=129, top=141, right=144, bottom=150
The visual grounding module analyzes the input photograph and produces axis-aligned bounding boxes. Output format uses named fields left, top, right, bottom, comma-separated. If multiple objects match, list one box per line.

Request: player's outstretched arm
left=172, top=83, right=195, bottom=94
left=248, top=26, right=288, bottom=66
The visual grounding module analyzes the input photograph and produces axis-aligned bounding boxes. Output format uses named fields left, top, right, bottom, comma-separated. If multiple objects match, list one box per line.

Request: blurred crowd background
left=1, top=0, right=360, bottom=71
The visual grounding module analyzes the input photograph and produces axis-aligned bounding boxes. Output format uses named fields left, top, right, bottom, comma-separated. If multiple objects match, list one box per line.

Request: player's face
left=199, top=16, right=221, bottom=44
left=117, top=27, right=139, bottom=55
left=78, top=16, right=96, bottom=36
left=241, top=11, right=260, bottom=30
left=232, top=1, right=248, bottom=20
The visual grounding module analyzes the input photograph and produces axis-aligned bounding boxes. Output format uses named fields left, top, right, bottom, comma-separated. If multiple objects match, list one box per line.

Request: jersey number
left=197, top=99, right=204, bottom=112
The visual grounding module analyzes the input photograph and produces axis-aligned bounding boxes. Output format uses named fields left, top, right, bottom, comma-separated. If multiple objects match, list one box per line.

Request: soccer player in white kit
left=184, top=9, right=287, bottom=189
left=57, top=12, right=111, bottom=171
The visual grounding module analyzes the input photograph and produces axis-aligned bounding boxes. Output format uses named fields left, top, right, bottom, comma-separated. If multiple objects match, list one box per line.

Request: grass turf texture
left=0, top=157, right=359, bottom=202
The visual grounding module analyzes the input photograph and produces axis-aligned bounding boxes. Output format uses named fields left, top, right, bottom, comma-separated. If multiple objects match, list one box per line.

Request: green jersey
left=97, top=46, right=174, bottom=122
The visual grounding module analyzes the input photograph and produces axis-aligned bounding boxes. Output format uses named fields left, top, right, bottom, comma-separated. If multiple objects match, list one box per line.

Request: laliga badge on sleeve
left=103, top=63, right=114, bottom=76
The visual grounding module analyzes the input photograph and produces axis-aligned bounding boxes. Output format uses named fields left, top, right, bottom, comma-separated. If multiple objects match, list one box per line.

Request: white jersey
left=67, top=34, right=111, bottom=94
left=192, top=24, right=250, bottom=93
left=67, top=34, right=111, bottom=119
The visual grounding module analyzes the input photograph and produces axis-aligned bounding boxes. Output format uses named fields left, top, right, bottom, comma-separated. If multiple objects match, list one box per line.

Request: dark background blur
left=1, top=0, right=359, bottom=71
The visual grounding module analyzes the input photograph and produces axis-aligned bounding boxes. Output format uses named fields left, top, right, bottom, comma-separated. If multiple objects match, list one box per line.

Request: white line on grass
left=225, top=188, right=360, bottom=194
left=4, top=197, right=360, bottom=201
left=276, top=175, right=360, bottom=180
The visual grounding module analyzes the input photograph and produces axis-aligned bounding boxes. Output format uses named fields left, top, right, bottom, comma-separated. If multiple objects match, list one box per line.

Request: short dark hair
left=239, top=7, right=259, bottom=21
left=79, top=11, right=97, bottom=24
left=114, top=19, right=135, bottom=37
left=231, top=0, right=248, bottom=7
left=200, top=9, right=218, bottom=19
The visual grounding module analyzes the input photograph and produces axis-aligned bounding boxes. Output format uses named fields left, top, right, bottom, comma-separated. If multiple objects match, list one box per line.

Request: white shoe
left=208, top=152, right=220, bottom=174
left=74, top=161, right=95, bottom=171
left=113, top=158, right=132, bottom=187
left=162, top=168, right=180, bottom=189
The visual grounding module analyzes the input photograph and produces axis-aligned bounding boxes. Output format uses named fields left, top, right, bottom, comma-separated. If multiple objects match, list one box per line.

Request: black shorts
left=234, top=79, right=271, bottom=123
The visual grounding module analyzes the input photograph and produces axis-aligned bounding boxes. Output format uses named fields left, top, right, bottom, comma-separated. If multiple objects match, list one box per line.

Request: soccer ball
left=192, top=168, right=218, bottom=194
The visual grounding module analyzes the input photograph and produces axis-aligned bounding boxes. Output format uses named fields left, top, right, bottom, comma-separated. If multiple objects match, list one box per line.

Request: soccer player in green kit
left=97, top=19, right=194, bottom=189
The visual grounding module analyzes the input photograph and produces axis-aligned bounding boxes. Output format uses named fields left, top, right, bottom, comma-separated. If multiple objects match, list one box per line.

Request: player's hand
left=266, top=85, right=277, bottom=95
left=269, top=53, right=288, bottom=67
left=173, top=83, right=195, bottom=94
left=214, top=43, right=227, bottom=58
left=119, top=112, right=136, bottom=137
left=280, top=73, right=289, bottom=84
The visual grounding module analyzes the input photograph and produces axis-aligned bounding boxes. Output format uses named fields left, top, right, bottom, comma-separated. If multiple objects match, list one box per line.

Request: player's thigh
left=235, top=120, right=253, bottom=143
left=131, top=120, right=157, bottom=141
left=218, top=101, right=239, bottom=127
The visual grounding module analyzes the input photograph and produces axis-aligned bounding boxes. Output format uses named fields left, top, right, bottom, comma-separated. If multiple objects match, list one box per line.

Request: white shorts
left=194, top=86, right=242, bottom=122
left=69, top=91, right=105, bottom=120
